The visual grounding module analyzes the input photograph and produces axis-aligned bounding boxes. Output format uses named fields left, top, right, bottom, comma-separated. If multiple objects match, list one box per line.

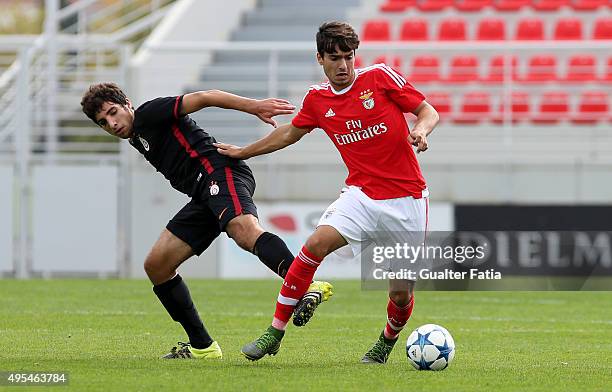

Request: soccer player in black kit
left=81, top=83, right=333, bottom=359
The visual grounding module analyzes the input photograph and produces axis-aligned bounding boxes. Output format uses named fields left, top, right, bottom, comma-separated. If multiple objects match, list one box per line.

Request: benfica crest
left=359, top=89, right=375, bottom=110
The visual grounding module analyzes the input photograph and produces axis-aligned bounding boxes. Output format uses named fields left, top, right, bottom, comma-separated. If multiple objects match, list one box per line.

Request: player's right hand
left=408, top=129, right=428, bottom=153
left=214, top=142, right=247, bottom=159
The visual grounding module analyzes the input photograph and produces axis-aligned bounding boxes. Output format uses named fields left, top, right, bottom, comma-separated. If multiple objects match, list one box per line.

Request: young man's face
left=95, top=101, right=135, bottom=139
left=317, top=45, right=356, bottom=91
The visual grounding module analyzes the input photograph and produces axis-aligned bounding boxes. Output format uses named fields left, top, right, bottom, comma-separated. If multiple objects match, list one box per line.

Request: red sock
left=383, top=294, right=414, bottom=340
left=272, top=246, right=322, bottom=330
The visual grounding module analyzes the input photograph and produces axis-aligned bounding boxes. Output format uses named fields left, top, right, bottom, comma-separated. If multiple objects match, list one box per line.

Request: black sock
left=252, top=232, right=294, bottom=278
left=152, top=274, right=213, bottom=349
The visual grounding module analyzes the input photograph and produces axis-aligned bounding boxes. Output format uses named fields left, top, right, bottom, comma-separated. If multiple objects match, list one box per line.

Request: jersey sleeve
left=375, top=64, right=425, bottom=113
left=291, top=90, right=319, bottom=131
left=134, top=96, right=183, bottom=127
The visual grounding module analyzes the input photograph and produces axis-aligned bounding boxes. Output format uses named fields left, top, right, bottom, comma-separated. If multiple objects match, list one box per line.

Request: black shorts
left=166, top=164, right=258, bottom=256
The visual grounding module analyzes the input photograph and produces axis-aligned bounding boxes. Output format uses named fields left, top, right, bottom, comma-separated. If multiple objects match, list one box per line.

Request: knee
left=304, top=235, right=332, bottom=259
left=227, top=215, right=263, bottom=251
left=143, top=253, right=161, bottom=279
left=389, top=290, right=412, bottom=307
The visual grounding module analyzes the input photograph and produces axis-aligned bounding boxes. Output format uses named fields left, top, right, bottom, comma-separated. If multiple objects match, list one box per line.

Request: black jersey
left=129, top=95, right=244, bottom=196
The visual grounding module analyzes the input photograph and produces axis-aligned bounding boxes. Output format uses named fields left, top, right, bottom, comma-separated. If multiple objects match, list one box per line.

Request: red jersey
left=292, top=63, right=427, bottom=200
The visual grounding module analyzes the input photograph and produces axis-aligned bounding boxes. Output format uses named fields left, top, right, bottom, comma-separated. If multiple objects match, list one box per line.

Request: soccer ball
left=406, top=324, right=455, bottom=370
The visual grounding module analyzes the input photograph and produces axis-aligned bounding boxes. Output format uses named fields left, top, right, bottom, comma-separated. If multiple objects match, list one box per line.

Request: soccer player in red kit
left=215, top=21, right=440, bottom=363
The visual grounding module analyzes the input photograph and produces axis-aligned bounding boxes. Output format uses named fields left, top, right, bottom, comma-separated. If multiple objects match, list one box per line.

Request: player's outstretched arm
left=408, top=101, right=439, bottom=153
left=214, top=123, right=309, bottom=160
left=180, top=90, right=295, bottom=127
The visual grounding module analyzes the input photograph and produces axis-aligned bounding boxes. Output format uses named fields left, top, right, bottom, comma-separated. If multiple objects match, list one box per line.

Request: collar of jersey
left=330, top=72, right=359, bottom=95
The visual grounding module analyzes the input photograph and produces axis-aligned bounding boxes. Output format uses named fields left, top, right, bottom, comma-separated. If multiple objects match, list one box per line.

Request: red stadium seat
left=400, top=19, right=429, bottom=41
left=564, top=55, right=596, bottom=82
left=515, top=18, right=545, bottom=40
left=522, top=55, right=558, bottom=82
left=380, top=0, right=417, bottom=12
left=593, top=18, right=612, bottom=40
left=492, top=92, right=531, bottom=123
left=426, top=92, right=452, bottom=119
left=532, top=92, right=569, bottom=124
left=482, top=55, right=518, bottom=83
left=455, top=0, right=492, bottom=11
left=355, top=56, right=364, bottom=69
left=531, top=0, right=569, bottom=10
left=438, top=18, right=467, bottom=41
left=408, top=56, right=440, bottom=82
left=362, top=20, right=392, bottom=41
left=570, top=0, right=608, bottom=10
left=477, top=18, right=506, bottom=40
left=453, top=92, right=492, bottom=124
left=554, top=18, right=583, bottom=40
left=417, top=0, right=454, bottom=11
left=493, top=0, right=530, bottom=10
left=372, top=55, right=404, bottom=71
left=571, top=91, right=610, bottom=124
left=445, top=56, right=480, bottom=83
left=601, top=57, right=612, bottom=82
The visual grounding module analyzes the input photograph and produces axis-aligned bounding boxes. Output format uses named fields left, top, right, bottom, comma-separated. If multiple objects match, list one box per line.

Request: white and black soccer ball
left=406, top=324, right=455, bottom=370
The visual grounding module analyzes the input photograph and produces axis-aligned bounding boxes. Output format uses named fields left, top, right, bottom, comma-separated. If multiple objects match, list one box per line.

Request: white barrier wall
left=129, top=164, right=219, bottom=279
left=219, top=201, right=454, bottom=279
left=31, top=165, right=118, bottom=274
left=0, top=165, right=13, bottom=273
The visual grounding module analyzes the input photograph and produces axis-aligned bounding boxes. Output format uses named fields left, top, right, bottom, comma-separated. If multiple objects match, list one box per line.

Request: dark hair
left=80, top=82, right=129, bottom=123
left=316, top=21, right=360, bottom=58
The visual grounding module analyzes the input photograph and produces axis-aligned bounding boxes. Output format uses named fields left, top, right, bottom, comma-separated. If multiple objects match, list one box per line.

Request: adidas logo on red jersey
left=325, top=108, right=336, bottom=118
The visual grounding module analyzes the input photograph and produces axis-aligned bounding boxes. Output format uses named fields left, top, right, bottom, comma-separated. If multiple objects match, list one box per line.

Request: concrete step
left=200, top=64, right=322, bottom=82
left=213, top=51, right=316, bottom=64
left=243, top=8, right=348, bottom=25
left=231, top=26, right=316, bottom=41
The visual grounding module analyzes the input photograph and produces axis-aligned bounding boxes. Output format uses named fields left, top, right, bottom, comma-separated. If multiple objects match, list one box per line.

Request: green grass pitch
left=1, top=280, right=611, bottom=391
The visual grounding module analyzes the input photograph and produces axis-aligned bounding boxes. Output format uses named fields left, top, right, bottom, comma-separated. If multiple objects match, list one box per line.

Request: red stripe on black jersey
left=224, top=167, right=242, bottom=215
left=173, top=96, right=181, bottom=119
left=172, top=123, right=214, bottom=174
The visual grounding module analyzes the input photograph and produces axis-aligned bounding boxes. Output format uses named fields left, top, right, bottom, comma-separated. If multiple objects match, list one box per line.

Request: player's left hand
left=252, top=98, right=295, bottom=127
left=408, top=129, right=428, bottom=153
left=214, top=142, right=247, bottom=159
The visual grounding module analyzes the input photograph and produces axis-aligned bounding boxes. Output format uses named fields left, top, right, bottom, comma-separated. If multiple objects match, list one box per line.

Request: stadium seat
left=438, top=18, right=467, bottom=41
left=532, top=92, right=569, bottom=124
left=563, top=55, right=596, bottom=82
left=482, top=55, right=518, bottom=83
left=417, top=0, right=454, bottom=11
left=492, top=92, right=531, bottom=123
left=445, top=56, right=480, bottom=83
left=515, top=18, right=545, bottom=40
left=477, top=18, right=506, bottom=40
left=522, top=55, right=558, bottom=82
left=453, top=92, right=492, bottom=124
left=531, top=0, right=569, bottom=10
left=493, top=0, right=530, bottom=11
left=601, top=57, right=612, bottom=82
left=355, top=56, right=364, bottom=69
left=553, top=18, right=583, bottom=40
left=400, top=19, right=429, bottom=41
left=455, top=0, right=493, bottom=11
left=408, top=55, right=440, bottom=82
left=593, top=18, right=612, bottom=40
left=380, top=0, right=417, bottom=12
left=571, top=91, right=610, bottom=124
left=425, top=92, right=452, bottom=119
left=362, top=20, right=392, bottom=41
left=570, top=0, right=608, bottom=10
left=372, top=55, right=404, bottom=71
